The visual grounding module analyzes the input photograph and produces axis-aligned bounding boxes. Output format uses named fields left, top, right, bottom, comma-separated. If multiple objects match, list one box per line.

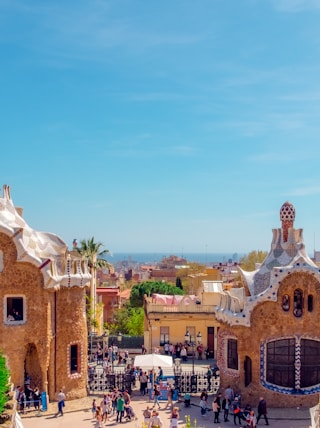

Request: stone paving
left=20, top=389, right=312, bottom=428
left=19, top=360, right=312, bottom=428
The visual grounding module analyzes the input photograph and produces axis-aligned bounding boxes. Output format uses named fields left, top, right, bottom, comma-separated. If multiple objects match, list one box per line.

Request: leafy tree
left=76, top=237, right=112, bottom=332
left=107, top=306, right=144, bottom=336
left=129, top=281, right=184, bottom=308
left=239, top=250, right=268, bottom=271
left=0, top=353, right=10, bottom=415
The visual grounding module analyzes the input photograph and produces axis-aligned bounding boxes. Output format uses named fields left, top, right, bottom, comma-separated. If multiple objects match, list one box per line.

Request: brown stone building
left=0, top=185, right=91, bottom=400
left=216, top=201, right=320, bottom=408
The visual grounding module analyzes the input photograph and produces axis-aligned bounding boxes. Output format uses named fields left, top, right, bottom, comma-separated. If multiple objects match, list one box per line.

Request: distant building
left=96, top=286, right=120, bottom=324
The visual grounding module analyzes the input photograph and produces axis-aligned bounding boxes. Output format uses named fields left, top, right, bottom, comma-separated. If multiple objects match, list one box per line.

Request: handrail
left=145, top=304, right=215, bottom=313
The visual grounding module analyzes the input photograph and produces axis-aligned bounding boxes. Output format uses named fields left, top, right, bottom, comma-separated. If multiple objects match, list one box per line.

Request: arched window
left=244, top=356, right=252, bottom=387
left=265, top=338, right=320, bottom=392
left=308, top=295, right=313, bottom=312
left=282, top=294, right=290, bottom=311
left=293, top=289, right=303, bottom=317
left=227, top=339, right=238, bottom=370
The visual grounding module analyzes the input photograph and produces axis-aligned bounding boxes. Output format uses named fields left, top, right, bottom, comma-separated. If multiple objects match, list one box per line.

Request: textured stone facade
left=217, top=202, right=320, bottom=408
left=0, top=185, right=91, bottom=401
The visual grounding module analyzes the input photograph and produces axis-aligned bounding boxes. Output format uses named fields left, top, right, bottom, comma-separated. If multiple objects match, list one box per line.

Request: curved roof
left=0, top=185, right=91, bottom=290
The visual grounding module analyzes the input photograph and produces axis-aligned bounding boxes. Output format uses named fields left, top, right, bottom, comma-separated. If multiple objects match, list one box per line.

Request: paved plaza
left=19, top=361, right=312, bottom=428
left=20, top=390, right=312, bottom=428
left=22, top=394, right=310, bottom=428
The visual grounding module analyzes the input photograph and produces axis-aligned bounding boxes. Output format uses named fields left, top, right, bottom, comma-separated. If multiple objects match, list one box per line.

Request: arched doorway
left=24, top=343, right=42, bottom=389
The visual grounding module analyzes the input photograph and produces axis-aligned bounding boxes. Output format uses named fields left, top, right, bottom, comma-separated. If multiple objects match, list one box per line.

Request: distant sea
left=105, top=252, right=243, bottom=265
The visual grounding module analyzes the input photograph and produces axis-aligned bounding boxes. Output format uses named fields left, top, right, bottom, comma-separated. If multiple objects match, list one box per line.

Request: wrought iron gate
left=174, top=372, right=220, bottom=394
left=88, top=372, right=132, bottom=394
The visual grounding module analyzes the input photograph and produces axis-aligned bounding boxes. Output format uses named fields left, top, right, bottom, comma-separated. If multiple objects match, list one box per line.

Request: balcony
left=145, top=303, right=215, bottom=314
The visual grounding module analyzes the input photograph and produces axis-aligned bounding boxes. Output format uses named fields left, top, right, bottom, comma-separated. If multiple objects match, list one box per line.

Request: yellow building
left=144, top=282, right=222, bottom=358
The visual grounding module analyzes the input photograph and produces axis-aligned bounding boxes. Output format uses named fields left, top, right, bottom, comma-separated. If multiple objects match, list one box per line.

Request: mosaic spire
left=280, top=201, right=295, bottom=242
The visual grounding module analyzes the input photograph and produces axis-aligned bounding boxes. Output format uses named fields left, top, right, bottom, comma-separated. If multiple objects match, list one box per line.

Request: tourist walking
left=153, top=384, right=161, bottom=409
left=169, top=406, right=180, bottom=428
left=200, top=395, right=209, bottom=416
left=213, top=397, right=220, bottom=423
left=206, top=366, right=212, bottom=389
left=225, top=385, right=235, bottom=402
left=55, top=389, right=65, bottom=417
left=257, top=397, right=269, bottom=425
left=91, top=398, right=97, bottom=419
left=143, top=405, right=152, bottom=426
left=222, top=394, right=231, bottom=422
left=216, top=392, right=222, bottom=422
left=111, top=388, right=119, bottom=414
left=140, top=371, right=148, bottom=395
left=233, top=396, right=243, bottom=426
left=246, top=409, right=257, bottom=428
left=95, top=406, right=103, bottom=428
left=33, top=387, right=41, bottom=411
left=116, top=393, right=125, bottom=423
left=166, top=384, right=174, bottom=409
left=149, top=409, right=163, bottom=428
left=18, top=388, right=26, bottom=414
left=100, top=394, right=109, bottom=422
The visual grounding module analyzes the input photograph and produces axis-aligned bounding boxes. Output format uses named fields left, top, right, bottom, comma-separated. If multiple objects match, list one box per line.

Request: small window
left=282, top=294, right=290, bottom=311
left=160, top=327, right=169, bottom=345
left=70, top=344, right=79, bottom=374
left=227, top=339, right=238, bottom=370
left=5, top=296, right=25, bottom=324
left=293, top=289, right=303, bottom=317
left=308, top=295, right=313, bottom=312
left=244, top=356, right=252, bottom=387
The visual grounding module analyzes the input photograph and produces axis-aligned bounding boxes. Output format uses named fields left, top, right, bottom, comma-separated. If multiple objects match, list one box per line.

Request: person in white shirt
left=56, top=390, right=66, bottom=417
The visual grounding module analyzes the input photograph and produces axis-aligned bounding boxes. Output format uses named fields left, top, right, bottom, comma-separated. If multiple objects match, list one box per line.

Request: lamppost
left=185, top=331, right=202, bottom=376
left=103, top=330, right=109, bottom=363
left=111, top=332, right=123, bottom=372
left=89, top=331, right=95, bottom=363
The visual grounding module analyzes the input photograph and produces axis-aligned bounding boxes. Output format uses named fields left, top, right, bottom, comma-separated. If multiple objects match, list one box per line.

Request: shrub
left=0, top=353, right=10, bottom=415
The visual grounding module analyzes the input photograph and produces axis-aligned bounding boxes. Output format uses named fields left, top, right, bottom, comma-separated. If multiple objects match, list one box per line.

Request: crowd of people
left=92, top=388, right=138, bottom=427
left=161, top=342, right=210, bottom=360
left=17, top=355, right=269, bottom=428
left=88, top=360, right=269, bottom=428
left=15, top=375, right=42, bottom=414
left=198, top=385, right=269, bottom=428
left=89, top=342, right=131, bottom=368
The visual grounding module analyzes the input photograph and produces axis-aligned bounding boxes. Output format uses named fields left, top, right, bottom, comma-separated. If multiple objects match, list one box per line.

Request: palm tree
left=76, top=237, right=112, bottom=332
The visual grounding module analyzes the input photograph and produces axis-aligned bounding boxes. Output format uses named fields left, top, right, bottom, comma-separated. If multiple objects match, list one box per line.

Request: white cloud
left=271, top=0, right=320, bottom=12
left=288, top=184, right=320, bottom=196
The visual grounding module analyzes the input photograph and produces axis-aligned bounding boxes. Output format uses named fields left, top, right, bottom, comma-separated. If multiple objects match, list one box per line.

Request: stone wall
left=219, top=272, right=320, bottom=408
left=0, top=232, right=88, bottom=401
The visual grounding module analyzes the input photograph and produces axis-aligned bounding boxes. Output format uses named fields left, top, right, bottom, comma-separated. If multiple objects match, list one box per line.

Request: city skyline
left=2, top=1, right=320, bottom=254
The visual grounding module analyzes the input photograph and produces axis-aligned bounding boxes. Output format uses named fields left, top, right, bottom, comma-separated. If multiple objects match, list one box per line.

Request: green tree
left=0, top=353, right=10, bottom=415
left=239, top=250, right=268, bottom=271
left=107, top=306, right=144, bottom=336
left=129, top=281, right=184, bottom=308
left=77, top=237, right=112, bottom=332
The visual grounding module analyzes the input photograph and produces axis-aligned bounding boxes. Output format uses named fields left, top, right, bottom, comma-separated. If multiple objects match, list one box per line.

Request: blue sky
left=2, top=0, right=320, bottom=256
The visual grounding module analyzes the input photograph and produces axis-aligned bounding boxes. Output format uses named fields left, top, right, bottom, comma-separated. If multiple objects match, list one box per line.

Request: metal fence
left=87, top=370, right=220, bottom=396
left=174, top=371, right=220, bottom=394
left=88, top=372, right=133, bottom=394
